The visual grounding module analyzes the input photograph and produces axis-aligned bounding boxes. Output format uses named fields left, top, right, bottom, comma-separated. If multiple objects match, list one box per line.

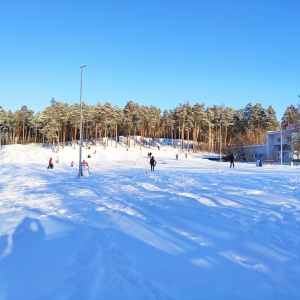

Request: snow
left=0, top=141, right=299, bottom=300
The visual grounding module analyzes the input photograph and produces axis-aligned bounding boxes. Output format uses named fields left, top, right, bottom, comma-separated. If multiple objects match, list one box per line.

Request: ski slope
left=0, top=142, right=299, bottom=299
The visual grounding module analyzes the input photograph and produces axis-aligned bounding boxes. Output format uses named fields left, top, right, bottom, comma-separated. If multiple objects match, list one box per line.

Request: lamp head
left=80, top=64, right=86, bottom=69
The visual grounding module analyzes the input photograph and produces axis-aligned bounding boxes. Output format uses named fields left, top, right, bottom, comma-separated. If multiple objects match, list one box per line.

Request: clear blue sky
left=1, top=0, right=299, bottom=120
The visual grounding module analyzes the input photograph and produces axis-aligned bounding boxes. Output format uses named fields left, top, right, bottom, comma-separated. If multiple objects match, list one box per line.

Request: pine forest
left=0, top=99, right=300, bottom=154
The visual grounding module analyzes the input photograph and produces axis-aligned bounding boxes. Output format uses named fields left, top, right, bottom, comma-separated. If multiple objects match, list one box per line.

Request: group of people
left=49, top=152, right=158, bottom=172
left=47, top=157, right=90, bottom=172
left=48, top=150, right=235, bottom=174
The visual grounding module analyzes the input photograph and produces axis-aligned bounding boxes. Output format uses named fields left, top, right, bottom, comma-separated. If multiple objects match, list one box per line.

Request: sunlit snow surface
left=0, top=142, right=299, bottom=300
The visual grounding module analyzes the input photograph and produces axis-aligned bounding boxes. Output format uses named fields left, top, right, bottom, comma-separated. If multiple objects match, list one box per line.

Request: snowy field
left=0, top=141, right=299, bottom=300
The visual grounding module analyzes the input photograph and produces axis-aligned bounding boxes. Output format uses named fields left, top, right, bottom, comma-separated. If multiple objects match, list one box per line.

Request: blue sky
left=1, top=0, right=299, bottom=120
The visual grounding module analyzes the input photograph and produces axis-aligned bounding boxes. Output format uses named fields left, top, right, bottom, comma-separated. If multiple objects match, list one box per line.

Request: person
left=70, top=161, right=74, bottom=167
left=229, top=153, right=235, bottom=168
left=81, top=159, right=88, bottom=167
left=150, top=156, right=157, bottom=171
left=175, top=153, right=178, bottom=160
left=47, top=157, right=53, bottom=169
left=81, top=159, right=90, bottom=175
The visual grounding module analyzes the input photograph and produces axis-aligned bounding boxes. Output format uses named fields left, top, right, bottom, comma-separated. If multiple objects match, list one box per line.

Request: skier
left=47, top=157, right=54, bottom=169
left=229, top=153, right=235, bottom=168
left=81, top=160, right=90, bottom=175
left=150, top=156, right=157, bottom=171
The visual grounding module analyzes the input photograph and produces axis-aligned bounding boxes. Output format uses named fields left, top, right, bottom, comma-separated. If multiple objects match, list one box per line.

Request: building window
left=277, top=137, right=281, bottom=142
left=288, top=136, right=292, bottom=142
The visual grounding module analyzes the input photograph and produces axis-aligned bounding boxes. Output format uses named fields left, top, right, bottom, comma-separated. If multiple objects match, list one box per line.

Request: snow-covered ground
left=0, top=141, right=299, bottom=300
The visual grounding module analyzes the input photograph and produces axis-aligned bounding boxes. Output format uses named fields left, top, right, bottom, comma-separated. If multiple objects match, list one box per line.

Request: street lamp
left=280, top=125, right=283, bottom=166
left=0, top=108, right=2, bottom=149
left=219, top=124, right=222, bottom=162
left=79, top=64, right=86, bottom=177
left=0, top=126, right=3, bottom=150
left=171, top=126, right=173, bottom=147
left=0, top=126, right=7, bottom=150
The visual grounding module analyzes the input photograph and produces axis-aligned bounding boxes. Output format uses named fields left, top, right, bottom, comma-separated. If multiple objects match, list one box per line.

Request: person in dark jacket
left=229, top=154, right=235, bottom=168
left=150, top=156, right=157, bottom=171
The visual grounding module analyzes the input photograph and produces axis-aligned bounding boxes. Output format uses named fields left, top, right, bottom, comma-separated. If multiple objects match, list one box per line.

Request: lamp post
left=0, top=126, right=2, bottom=150
left=0, top=108, right=2, bottom=149
left=280, top=125, right=283, bottom=166
left=79, top=64, right=86, bottom=177
left=171, top=126, right=173, bottom=147
left=219, top=124, right=222, bottom=162
left=0, top=126, right=8, bottom=150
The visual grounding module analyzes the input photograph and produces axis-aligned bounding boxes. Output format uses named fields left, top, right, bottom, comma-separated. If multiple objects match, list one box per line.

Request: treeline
left=0, top=99, right=299, bottom=153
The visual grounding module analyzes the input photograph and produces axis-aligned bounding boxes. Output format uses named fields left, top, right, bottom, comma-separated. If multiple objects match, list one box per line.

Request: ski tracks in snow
left=1, top=145, right=300, bottom=299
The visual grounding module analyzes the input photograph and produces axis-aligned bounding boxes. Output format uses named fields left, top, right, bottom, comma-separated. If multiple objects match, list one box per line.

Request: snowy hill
left=0, top=142, right=299, bottom=299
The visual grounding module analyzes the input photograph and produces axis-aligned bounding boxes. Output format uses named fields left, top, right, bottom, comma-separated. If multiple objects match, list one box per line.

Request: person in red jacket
left=80, top=159, right=90, bottom=175
left=47, top=157, right=54, bottom=169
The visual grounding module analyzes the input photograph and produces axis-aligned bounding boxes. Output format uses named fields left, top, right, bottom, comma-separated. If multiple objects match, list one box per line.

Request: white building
left=265, top=123, right=300, bottom=164
left=227, top=123, right=299, bottom=164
